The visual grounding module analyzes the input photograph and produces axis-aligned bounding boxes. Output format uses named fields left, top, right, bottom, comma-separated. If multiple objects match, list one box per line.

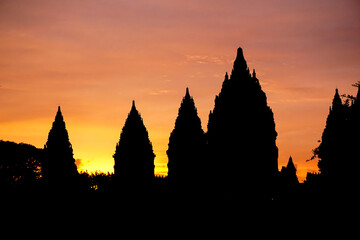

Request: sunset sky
left=1, top=0, right=359, bottom=182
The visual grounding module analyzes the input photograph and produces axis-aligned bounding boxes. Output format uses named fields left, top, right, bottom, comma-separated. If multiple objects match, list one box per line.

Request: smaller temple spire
left=113, top=100, right=155, bottom=185
left=280, top=156, right=299, bottom=185
left=287, top=156, right=296, bottom=172
left=225, top=72, right=229, bottom=81
left=44, top=106, right=78, bottom=184
left=252, top=69, right=256, bottom=78
left=167, top=85, right=205, bottom=185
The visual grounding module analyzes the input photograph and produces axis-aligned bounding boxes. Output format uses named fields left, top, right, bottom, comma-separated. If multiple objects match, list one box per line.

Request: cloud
left=185, top=54, right=228, bottom=65
left=148, top=89, right=170, bottom=96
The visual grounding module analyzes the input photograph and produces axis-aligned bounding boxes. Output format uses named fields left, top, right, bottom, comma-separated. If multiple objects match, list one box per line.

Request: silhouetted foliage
left=0, top=140, right=43, bottom=188
left=113, top=101, right=155, bottom=187
left=167, top=88, right=206, bottom=187
left=207, top=47, right=278, bottom=199
left=43, top=106, right=78, bottom=187
left=80, top=171, right=113, bottom=192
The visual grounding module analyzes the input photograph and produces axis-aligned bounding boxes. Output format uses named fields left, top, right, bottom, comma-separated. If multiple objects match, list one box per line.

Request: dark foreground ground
left=1, top=183, right=357, bottom=238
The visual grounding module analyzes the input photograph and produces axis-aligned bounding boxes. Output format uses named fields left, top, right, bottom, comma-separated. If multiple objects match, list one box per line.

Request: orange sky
left=1, top=0, right=359, bottom=182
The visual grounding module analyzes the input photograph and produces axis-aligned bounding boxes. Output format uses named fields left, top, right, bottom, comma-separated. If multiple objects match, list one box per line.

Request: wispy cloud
left=185, top=54, right=228, bottom=65
left=148, top=89, right=170, bottom=96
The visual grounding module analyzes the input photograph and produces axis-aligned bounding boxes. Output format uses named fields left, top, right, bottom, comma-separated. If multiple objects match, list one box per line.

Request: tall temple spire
left=207, top=47, right=278, bottom=199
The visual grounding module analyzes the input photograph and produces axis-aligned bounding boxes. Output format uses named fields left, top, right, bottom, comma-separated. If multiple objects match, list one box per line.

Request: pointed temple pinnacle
left=287, top=156, right=296, bottom=170
left=186, top=87, right=190, bottom=97
left=237, top=47, right=244, bottom=58
left=225, top=72, right=229, bottom=81
left=55, top=105, right=63, bottom=122
left=231, top=47, right=248, bottom=75
left=56, top=106, right=62, bottom=116
left=333, top=88, right=341, bottom=102
left=234, top=47, right=247, bottom=64
left=131, top=100, right=136, bottom=110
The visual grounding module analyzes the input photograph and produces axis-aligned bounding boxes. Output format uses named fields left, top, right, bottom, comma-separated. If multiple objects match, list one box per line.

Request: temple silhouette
left=207, top=48, right=278, bottom=200
left=1, top=47, right=359, bottom=205
left=43, top=106, right=79, bottom=188
left=308, top=84, right=360, bottom=190
left=167, top=88, right=206, bottom=188
left=280, top=156, right=299, bottom=186
left=113, top=100, right=155, bottom=188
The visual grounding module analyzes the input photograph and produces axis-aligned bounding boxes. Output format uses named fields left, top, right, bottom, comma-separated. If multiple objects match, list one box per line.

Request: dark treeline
left=1, top=47, right=359, bottom=206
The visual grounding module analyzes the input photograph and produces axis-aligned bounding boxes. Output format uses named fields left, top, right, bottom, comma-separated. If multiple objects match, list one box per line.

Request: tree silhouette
left=113, top=101, right=155, bottom=187
left=207, top=47, right=278, bottom=199
left=0, top=141, right=42, bottom=188
left=43, top=106, right=78, bottom=186
left=167, top=88, right=206, bottom=187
